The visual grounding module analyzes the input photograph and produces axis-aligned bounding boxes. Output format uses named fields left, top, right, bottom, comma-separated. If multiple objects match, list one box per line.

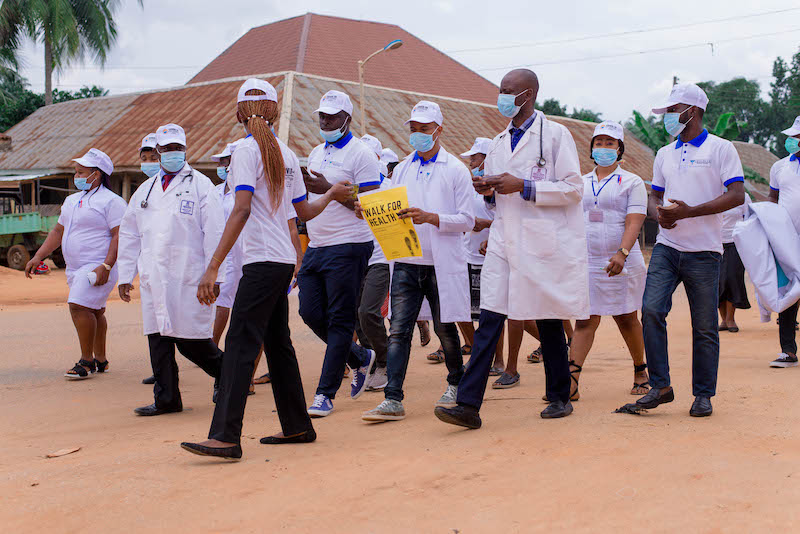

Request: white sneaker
left=436, top=384, right=458, bottom=408
left=365, top=366, right=388, bottom=391
left=770, top=353, right=798, bottom=368
left=362, top=399, right=406, bottom=421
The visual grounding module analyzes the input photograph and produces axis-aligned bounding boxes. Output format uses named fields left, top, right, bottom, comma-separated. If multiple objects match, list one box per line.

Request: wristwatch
left=101, top=263, right=112, bottom=271
left=618, top=248, right=629, bottom=258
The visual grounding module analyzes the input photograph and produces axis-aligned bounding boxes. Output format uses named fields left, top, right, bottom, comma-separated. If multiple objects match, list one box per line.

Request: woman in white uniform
left=568, top=121, right=649, bottom=400
left=718, top=194, right=751, bottom=332
left=25, top=149, right=127, bottom=379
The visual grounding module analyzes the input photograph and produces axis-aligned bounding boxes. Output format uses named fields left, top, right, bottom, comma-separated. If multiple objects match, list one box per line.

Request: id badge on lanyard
left=590, top=174, right=617, bottom=222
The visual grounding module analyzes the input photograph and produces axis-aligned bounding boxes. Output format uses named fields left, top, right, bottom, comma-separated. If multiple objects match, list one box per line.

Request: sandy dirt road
left=1, top=266, right=799, bottom=533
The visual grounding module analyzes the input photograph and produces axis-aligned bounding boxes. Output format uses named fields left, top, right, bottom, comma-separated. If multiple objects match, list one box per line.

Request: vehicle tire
left=51, top=250, right=66, bottom=269
left=7, top=244, right=30, bottom=271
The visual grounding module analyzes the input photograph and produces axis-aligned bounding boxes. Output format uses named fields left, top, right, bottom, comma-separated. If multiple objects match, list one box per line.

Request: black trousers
left=457, top=311, right=570, bottom=409
left=209, top=262, right=313, bottom=444
left=147, top=334, right=222, bottom=410
left=779, top=300, right=800, bottom=354
left=355, top=263, right=390, bottom=368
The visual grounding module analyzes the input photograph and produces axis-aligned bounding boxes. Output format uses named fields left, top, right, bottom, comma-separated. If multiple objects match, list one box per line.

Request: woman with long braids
left=181, top=79, right=352, bottom=460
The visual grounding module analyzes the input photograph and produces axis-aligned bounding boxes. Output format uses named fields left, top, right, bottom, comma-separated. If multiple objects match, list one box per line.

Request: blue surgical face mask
left=160, top=151, right=186, bottom=173
left=409, top=129, right=439, bottom=153
left=785, top=137, right=800, bottom=154
left=663, top=107, right=693, bottom=137
left=497, top=90, right=529, bottom=118
left=217, top=166, right=228, bottom=181
left=141, top=162, right=160, bottom=177
left=471, top=167, right=484, bottom=178
left=592, top=148, right=619, bottom=167
left=320, top=118, right=348, bottom=143
left=74, top=171, right=95, bottom=191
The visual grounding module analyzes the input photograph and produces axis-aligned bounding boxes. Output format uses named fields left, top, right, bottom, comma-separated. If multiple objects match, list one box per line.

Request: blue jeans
left=385, top=263, right=464, bottom=402
left=642, top=244, right=721, bottom=397
left=298, top=242, right=373, bottom=399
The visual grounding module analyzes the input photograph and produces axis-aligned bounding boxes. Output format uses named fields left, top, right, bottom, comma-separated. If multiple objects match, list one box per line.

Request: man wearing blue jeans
left=301, top=90, right=381, bottom=418
left=360, top=101, right=474, bottom=422
left=635, top=84, right=744, bottom=417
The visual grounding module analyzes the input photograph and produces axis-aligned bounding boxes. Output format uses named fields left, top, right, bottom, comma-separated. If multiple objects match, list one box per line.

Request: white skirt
left=587, top=251, right=646, bottom=317
left=66, top=263, right=118, bottom=310
left=216, top=269, right=243, bottom=309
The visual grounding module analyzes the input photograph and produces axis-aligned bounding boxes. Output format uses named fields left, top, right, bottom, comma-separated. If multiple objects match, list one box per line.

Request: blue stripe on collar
left=325, top=131, right=353, bottom=149
left=675, top=128, right=709, bottom=149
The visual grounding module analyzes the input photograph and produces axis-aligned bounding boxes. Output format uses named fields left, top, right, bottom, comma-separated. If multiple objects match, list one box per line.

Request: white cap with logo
left=361, top=134, right=383, bottom=157
left=652, top=83, right=709, bottom=114
left=314, top=90, right=353, bottom=116
left=380, top=148, right=399, bottom=164
left=72, top=148, right=114, bottom=176
left=156, top=123, right=187, bottom=148
left=139, top=133, right=157, bottom=152
left=782, top=116, right=800, bottom=136
left=461, top=137, right=492, bottom=157
left=238, top=78, right=277, bottom=103
left=405, top=100, right=444, bottom=126
left=592, top=121, right=625, bottom=142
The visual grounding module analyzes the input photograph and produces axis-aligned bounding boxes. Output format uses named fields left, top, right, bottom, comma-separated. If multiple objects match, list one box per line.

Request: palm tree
left=0, top=0, right=139, bottom=106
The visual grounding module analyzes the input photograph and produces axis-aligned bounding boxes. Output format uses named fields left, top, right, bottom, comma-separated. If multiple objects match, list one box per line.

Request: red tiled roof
left=188, top=13, right=499, bottom=105
left=0, top=73, right=657, bottom=188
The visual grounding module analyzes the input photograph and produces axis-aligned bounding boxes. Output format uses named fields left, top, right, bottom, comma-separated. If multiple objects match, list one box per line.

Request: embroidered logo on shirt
left=687, top=158, right=712, bottom=167
left=179, top=200, right=195, bottom=215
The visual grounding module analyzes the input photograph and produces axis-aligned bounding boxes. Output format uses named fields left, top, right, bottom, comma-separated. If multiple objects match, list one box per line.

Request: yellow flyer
left=358, top=186, right=422, bottom=261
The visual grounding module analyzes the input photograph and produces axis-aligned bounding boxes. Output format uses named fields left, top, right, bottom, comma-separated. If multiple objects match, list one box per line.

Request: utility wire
left=447, top=7, right=800, bottom=54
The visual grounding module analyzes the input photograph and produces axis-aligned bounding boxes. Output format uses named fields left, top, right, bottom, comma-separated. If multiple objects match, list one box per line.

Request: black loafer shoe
left=636, top=387, right=674, bottom=409
left=142, top=375, right=155, bottom=385
left=434, top=405, right=482, bottom=429
left=260, top=429, right=317, bottom=444
left=180, top=442, right=242, bottom=460
left=134, top=403, right=182, bottom=416
left=689, top=396, right=713, bottom=417
left=540, top=400, right=573, bottom=419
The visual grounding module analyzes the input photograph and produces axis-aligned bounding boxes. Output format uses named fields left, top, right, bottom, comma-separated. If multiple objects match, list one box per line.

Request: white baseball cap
left=380, top=148, right=399, bottom=164
left=211, top=139, right=244, bottom=161
left=73, top=148, right=114, bottom=176
left=652, top=83, right=709, bottom=114
left=404, top=100, right=444, bottom=126
left=314, top=90, right=353, bottom=116
left=460, top=137, right=492, bottom=157
left=139, top=133, right=157, bottom=152
left=592, top=121, right=625, bottom=142
left=361, top=134, right=383, bottom=157
left=156, top=123, right=186, bottom=148
left=782, top=116, right=800, bottom=136
left=237, top=78, right=277, bottom=103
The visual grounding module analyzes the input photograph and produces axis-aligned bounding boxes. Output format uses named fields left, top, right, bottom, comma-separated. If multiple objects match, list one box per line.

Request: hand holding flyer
left=358, top=186, right=422, bottom=261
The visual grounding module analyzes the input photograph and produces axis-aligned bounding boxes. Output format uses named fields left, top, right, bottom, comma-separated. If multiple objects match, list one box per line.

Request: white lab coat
left=118, top=165, right=225, bottom=339
left=389, top=147, right=475, bottom=323
left=733, top=201, right=800, bottom=321
left=481, top=113, right=590, bottom=320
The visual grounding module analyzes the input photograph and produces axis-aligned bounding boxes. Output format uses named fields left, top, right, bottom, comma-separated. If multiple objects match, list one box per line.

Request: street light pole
left=358, top=39, right=403, bottom=136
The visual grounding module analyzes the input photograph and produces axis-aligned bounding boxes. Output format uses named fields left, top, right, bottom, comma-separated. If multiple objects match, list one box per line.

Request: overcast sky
left=11, top=0, right=800, bottom=122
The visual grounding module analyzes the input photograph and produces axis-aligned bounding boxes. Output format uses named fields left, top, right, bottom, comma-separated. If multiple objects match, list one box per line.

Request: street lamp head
left=383, top=39, right=403, bottom=51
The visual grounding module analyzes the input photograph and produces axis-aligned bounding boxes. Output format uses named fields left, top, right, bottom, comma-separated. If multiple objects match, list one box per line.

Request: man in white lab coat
left=435, top=69, right=589, bottom=428
left=361, top=101, right=474, bottom=422
left=118, top=123, right=226, bottom=416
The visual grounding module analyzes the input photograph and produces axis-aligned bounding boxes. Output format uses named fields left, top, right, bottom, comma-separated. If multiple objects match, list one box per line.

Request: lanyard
left=591, top=174, right=618, bottom=205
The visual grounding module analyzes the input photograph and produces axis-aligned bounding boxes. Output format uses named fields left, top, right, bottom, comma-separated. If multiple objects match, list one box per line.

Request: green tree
left=626, top=110, right=670, bottom=152
left=0, top=0, right=139, bottom=106
left=569, top=108, right=602, bottom=122
left=697, top=78, right=767, bottom=144
left=537, top=98, right=568, bottom=116
left=767, top=50, right=800, bottom=157
left=0, top=73, right=106, bottom=131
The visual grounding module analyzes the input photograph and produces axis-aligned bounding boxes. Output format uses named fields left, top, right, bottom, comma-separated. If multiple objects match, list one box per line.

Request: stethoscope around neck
left=492, top=114, right=547, bottom=167
left=140, top=169, right=193, bottom=208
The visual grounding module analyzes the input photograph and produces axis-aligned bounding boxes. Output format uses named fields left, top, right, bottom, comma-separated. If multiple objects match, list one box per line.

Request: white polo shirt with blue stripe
left=228, top=135, right=307, bottom=266
left=306, top=132, right=381, bottom=247
left=652, top=129, right=744, bottom=254
left=769, top=153, right=800, bottom=234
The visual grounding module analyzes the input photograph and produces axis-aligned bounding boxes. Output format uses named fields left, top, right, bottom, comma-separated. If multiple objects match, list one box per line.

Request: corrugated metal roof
left=0, top=71, right=657, bottom=184
left=189, top=13, right=500, bottom=105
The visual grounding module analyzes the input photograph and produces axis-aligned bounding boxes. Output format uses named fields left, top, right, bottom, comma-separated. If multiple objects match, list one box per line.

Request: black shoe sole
left=180, top=443, right=241, bottom=460
left=689, top=410, right=712, bottom=417
left=541, top=404, right=574, bottom=419
left=259, top=431, right=317, bottom=444
left=433, top=407, right=481, bottom=429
